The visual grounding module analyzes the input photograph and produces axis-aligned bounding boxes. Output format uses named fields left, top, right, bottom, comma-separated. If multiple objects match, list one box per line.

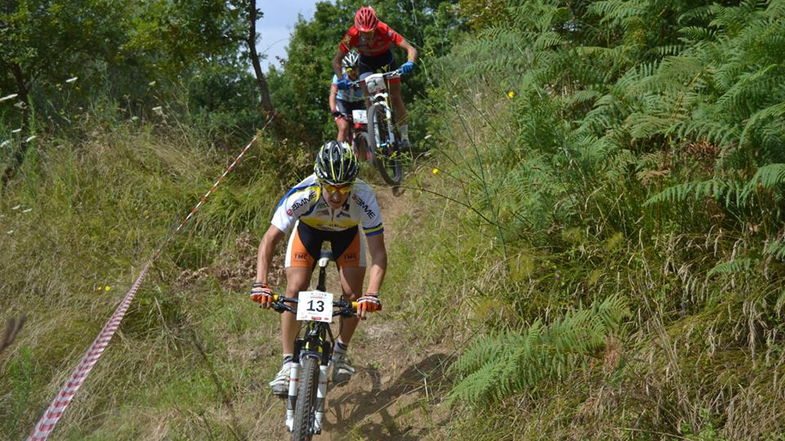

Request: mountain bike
left=353, top=70, right=406, bottom=187
left=269, top=251, right=359, bottom=441
left=338, top=109, right=372, bottom=163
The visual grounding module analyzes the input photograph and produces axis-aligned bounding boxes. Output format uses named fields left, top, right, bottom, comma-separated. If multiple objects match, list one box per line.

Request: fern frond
left=679, top=25, right=718, bottom=42
left=764, top=240, right=785, bottom=259
left=739, top=163, right=785, bottom=204
left=739, top=103, right=785, bottom=148
left=448, top=329, right=532, bottom=377
left=707, top=257, right=757, bottom=277
left=447, top=295, right=629, bottom=407
left=644, top=178, right=742, bottom=206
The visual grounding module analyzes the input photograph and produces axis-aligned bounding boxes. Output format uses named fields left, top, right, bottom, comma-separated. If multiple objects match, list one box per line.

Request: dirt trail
left=256, top=184, right=453, bottom=441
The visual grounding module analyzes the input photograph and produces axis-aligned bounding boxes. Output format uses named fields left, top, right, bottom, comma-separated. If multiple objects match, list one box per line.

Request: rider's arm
left=365, top=232, right=387, bottom=294
left=255, top=224, right=285, bottom=286
left=329, top=83, right=339, bottom=113
left=332, top=50, right=347, bottom=77
left=396, top=39, right=418, bottom=63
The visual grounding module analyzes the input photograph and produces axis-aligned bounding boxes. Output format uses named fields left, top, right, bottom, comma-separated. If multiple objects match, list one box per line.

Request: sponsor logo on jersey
left=287, top=197, right=309, bottom=216
left=352, top=194, right=376, bottom=219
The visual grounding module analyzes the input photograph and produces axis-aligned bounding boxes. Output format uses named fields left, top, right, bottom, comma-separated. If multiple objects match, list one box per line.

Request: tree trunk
left=2, top=61, right=31, bottom=186
left=247, top=0, right=275, bottom=118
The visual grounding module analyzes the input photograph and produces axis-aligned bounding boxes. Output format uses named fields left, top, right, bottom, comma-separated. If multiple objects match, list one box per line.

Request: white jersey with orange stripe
left=271, top=174, right=384, bottom=237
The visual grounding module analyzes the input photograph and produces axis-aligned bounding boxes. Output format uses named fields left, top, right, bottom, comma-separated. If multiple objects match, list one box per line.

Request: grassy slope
left=410, top=60, right=785, bottom=440
left=0, top=123, right=306, bottom=440
left=3, top=53, right=785, bottom=441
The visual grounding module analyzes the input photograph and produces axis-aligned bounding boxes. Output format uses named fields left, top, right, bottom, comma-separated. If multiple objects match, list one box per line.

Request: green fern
left=707, top=257, right=757, bottom=277
left=644, top=178, right=741, bottom=207
left=739, top=163, right=785, bottom=203
left=447, top=295, right=629, bottom=407
left=764, top=240, right=785, bottom=260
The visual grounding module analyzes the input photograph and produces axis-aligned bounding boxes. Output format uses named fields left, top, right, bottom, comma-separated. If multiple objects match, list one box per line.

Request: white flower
left=65, top=77, right=78, bottom=83
left=6, top=230, right=13, bottom=235
left=0, top=94, right=19, bottom=102
left=11, top=128, right=21, bottom=134
left=22, top=208, right=32, bottom=213
left=11, top=205, right=21, bottom=210
left=24, top=135, right=37, bottom=143
left=0, top=140, right=10, bottom=148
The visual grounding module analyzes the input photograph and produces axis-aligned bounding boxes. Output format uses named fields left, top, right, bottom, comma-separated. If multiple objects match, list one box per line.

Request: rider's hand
left=250, top=282, right=274, bottom=308
left=356, top=294, right=382, bottom=319
left=332, top=110, right=344, bottom=120
left=399, top=61, right=415, bottom=74
left=336, top=75, right=351, bottom=90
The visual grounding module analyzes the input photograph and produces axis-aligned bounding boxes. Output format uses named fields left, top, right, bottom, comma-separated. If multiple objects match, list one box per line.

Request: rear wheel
left=367, top=103, right=402, bottom=186
left=292, top=356, right=319, bottom=441
left=353, top=130, right=371, bottom=162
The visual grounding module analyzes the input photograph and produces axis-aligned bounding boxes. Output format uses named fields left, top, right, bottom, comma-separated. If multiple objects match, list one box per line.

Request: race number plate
left=352, top=109, right=368, bottom=124
left=365, top=74, right=386, bottom=94
left=296, top=290, right=334, bottom=323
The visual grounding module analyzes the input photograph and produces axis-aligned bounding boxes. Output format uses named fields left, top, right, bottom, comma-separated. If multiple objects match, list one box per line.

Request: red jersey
left=338, top=21, right=404, bottom=57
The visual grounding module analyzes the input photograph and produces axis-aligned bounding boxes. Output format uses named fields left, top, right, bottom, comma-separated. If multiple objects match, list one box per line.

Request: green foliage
left=448, top=295, right=628, bottom=406
left=707, top=257, right=756, bottom=277
left=0, top=0, right=259, bottom=145
left=268, top=0, right=464, bottom=145
left=422, top=0, right=785, bottom=438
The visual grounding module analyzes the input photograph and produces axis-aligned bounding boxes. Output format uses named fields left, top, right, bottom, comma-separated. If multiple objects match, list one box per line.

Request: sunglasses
left=323, top=183, right=352, bottom=195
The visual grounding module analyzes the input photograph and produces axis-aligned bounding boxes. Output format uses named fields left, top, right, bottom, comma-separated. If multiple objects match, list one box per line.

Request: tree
left=244, top=0, right=274, bottom=118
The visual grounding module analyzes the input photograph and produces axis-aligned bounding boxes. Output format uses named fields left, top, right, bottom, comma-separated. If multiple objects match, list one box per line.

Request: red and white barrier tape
left=27, top=117, right=272, bottom=440
left=27, top=262, right=151, bottom=441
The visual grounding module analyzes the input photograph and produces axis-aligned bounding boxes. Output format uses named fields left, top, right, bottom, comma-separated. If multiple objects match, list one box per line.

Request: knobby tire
left=367, top=103, right=402, bottom=186
left=292, top=356, right=320, bottom=441
left=354, top=131, right=373, bottom=164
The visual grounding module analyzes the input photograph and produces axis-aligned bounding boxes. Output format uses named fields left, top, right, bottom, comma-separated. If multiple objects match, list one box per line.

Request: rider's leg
left=337, top=265, right=366, bottom=343
left=281, top=266, right=311, bottom=354
left=328, top=228, right=366, bottom=384
left=336, top=117, right=350, bottom=143
left=389, top=81, right=409, bottom=143
left=330, top=264, right=365, bottom=384
left=269, top=265, right=311, bottom=395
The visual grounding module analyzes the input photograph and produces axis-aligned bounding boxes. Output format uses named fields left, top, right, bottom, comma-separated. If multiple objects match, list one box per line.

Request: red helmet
left=354, top=6, right=379, bottom=32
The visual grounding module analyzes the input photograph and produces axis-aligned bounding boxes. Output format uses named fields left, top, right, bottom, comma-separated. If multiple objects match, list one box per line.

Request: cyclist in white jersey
left=250, top=141, right=386, bottom=395
left=330, top=50, right=365, bottom=143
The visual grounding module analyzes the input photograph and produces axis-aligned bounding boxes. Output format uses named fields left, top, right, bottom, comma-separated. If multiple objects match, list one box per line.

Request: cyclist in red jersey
left=332, top=5, right=418, bottom=146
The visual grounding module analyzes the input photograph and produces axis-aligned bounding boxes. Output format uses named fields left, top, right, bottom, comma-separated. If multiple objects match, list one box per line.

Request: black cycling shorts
left=285, top=221, right=366, bottom=268
left=336, top=99, right=365, bottom=118
left=359, top=50, right=400, bottom=76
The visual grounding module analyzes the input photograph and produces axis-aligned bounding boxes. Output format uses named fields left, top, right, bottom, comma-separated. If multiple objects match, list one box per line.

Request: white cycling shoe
left=269, top=362, right=292, bottom=396
left=330, top=353, right=355, bottom=385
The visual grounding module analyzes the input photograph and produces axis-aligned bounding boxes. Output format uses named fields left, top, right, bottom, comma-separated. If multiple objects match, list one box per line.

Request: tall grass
left=404, top=0, right=785, bottom=435
left=0, top=119, right=304, bottom=439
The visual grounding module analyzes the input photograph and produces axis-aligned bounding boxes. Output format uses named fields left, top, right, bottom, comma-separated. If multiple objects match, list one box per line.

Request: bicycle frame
left=361, top=70, right=404, bottom=186
left=363, top=72, right=397, bottom=150
left=271, top=251, right=356, bottom=439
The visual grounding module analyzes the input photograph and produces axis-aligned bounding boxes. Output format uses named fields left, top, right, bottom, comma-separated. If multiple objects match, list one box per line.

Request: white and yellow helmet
left=314, top=141, right=358, bottom=186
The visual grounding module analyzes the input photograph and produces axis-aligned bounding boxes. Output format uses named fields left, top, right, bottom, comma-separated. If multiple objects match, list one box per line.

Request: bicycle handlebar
left=347, top=69, right=404, bottom=88
left=270, top=294, right=359, bottom=317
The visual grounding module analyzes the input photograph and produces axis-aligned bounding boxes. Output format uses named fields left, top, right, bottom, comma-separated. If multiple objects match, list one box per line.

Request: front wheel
left=292, top=356, right=319, bottom=441
left=367, top=103, right=402, bottom=186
